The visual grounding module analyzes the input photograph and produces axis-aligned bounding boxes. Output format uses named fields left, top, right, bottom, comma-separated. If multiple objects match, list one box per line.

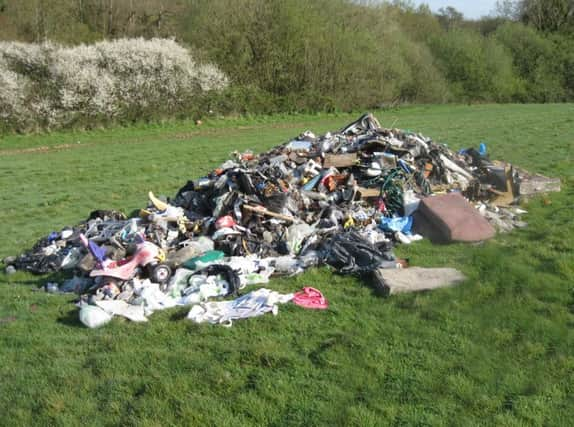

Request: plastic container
left=182, top=250, right=225, bottom=270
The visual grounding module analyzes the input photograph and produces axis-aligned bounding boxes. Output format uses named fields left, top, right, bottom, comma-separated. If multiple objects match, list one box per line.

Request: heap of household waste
left=3, top=114, right=561, bottom=328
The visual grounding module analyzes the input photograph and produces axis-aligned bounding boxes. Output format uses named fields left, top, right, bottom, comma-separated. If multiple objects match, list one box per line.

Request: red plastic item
left=241, top=151, right=255, bottom=161
left=376, top=198, right=387, bottom=213
left=293, top=287, right=328, bottom=310
left=215, top=215, right=237, bottom=229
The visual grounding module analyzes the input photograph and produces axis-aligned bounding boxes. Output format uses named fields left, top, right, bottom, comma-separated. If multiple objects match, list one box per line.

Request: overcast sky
left=416, top=0, right=498, bottom=19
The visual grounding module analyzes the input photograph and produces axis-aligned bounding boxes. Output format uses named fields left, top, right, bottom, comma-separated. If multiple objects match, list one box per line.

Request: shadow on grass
left=169, top=307, right=191, bottom=321
left=3, top=270, right=74, bottom=289
left=57, top=307, right=84, bottom=328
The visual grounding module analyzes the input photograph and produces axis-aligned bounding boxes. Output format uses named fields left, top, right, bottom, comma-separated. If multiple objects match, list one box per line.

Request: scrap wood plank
left=323, top=153, right=357, bottom=168
left=243, top=204, right=298, bottom=222
left=357, top=187, right=380, bottom=199
left=518, top=174, right=561, bottom=199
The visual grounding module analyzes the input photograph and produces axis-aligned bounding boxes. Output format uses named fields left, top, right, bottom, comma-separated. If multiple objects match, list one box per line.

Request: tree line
left=1, top=0, right=573, bottom=119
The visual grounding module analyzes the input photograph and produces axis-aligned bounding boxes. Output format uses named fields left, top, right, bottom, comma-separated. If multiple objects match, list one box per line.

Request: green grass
left=1, top=104, right=573, bottom=426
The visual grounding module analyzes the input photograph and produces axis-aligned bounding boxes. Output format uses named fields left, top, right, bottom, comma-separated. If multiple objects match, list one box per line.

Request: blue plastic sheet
left=380, top=216, right=413, bottom=234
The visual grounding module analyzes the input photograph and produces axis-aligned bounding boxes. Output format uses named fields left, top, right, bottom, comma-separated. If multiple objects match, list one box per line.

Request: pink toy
left=293, top=287, right=328, bottom=310
left=90, top=241, right=172, bottom=284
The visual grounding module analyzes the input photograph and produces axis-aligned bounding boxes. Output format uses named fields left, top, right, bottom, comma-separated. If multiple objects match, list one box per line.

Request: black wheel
left=149, top=264, right=172, bottom=284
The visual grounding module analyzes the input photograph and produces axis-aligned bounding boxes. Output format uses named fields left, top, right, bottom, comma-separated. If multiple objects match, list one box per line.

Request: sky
left=416, top=0, right=498, bottom=19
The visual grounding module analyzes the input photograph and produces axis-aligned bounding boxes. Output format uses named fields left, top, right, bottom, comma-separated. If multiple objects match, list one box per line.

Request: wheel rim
left=156, top=268, right=169, bottom=281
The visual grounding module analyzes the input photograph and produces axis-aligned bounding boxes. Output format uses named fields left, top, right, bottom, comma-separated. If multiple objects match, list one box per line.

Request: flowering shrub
left=0, top=38, right=229, bottom=132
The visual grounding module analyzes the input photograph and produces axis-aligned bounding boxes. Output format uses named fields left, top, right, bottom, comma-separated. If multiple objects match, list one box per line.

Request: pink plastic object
left=215, top=215, right=236, bottom=230
left=293, top=287, right=328, bottom=310
left=90, top=241, right=160, bottom=281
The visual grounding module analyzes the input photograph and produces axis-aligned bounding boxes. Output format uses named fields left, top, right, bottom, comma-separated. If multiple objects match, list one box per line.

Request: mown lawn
left=1, top=104, right=573, bottom=426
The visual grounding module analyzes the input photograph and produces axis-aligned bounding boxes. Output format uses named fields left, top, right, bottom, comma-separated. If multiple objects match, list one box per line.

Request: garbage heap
left=4, top=114, right=560, bottom=327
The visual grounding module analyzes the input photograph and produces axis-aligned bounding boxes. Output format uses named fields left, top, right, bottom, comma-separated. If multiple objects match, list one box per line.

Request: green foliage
left=518, top=0, right=574, bottom=33
left=0, top=0, right=186, bottom=43
left=181, top=0, right=450, bottom=110
left=430, top=29, right=519, bottom=102
left=182, top=0, right=379, bottom=109
left=1, top=0, right=574, bottom=130
left=396, top=4, right=444, bottom=42
left=495, top=22, right=568, bottom=101
left=552, top=34, right=574, bottom=98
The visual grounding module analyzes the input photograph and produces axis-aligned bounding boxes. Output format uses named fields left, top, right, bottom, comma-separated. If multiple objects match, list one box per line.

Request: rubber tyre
left=149, top=264, right=172, bottom=284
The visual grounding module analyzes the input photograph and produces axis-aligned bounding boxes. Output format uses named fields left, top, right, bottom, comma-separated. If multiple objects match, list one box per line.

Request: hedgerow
left=0, top=38, right=228, bottom=132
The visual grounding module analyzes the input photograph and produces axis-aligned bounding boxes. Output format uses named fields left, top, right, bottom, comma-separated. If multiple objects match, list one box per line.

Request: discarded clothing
left=187, top=288, right=293, bottom=327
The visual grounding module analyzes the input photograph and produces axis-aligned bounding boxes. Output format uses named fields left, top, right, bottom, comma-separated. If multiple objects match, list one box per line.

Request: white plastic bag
left=403, top=189, right=421, bottom=217
left=285, top=223, right=314, bottom=254
left=79, top=305, right=112, bottom=329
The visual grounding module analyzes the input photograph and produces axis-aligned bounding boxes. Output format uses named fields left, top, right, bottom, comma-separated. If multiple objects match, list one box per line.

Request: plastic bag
left=79, top=305, right=112, bottom=328
left=402, top=190, right=421, bottom=217
left=322, top=231, right=394, bottom=274
left=180, top=275, right=231, bottom=305
left=285, top=223, right=314, bottom=255
left=380, top=216, right=413, bottom=234
left=189, top=264, right=240, bottom=296
left=166, top=268, right=195, bottom=298
left=272, top=256, right=305, bottom=275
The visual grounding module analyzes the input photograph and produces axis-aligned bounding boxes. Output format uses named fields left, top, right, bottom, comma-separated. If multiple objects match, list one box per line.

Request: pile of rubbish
left=3, top=114, right=560, bottom=328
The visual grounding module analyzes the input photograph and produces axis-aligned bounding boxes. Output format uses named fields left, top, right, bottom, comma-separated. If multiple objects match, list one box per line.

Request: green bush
left=2, top=0, right=574, bottom=134
left=181, top=0, right=451, bottom=111
left=495, top=22, right=566, bottom=102
left=429, top=29, right=519, bottom=102
left=552, top=34, right=574, bottom=99
left=0, top=39, right=228, bottom=133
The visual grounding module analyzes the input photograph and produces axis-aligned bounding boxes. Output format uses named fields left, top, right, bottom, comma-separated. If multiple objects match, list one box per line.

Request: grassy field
left=0, top=104, right=573, bottom=426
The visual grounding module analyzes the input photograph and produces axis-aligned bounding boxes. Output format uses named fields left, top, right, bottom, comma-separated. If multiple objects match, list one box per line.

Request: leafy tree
left=519, top=0, right=574, bottom=32
left=496, top=0, right=574, bottom=32
left=495, top=22, right=566, bottom=101
left=494, top=0, right=521, bottom=20
left=430, top=28, right=518, bottom=101
left=437, top=6, right=464, bottom=30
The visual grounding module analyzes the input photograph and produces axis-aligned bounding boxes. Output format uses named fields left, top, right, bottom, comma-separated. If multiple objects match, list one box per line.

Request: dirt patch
left=0, top=121, right=317, bottom=157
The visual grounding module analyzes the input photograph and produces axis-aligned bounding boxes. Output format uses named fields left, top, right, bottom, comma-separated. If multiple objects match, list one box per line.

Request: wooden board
left=357, top=187, right=380, bottom=199
left=323, top=153, right=357, bottom=168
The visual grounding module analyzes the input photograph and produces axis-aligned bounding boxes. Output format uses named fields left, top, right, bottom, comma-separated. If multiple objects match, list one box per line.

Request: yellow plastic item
left=156, top=248, right=166, bottom=263
left=344, top=216, right=355, bottom=229
left=148, top=191, right=168, bottom=211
